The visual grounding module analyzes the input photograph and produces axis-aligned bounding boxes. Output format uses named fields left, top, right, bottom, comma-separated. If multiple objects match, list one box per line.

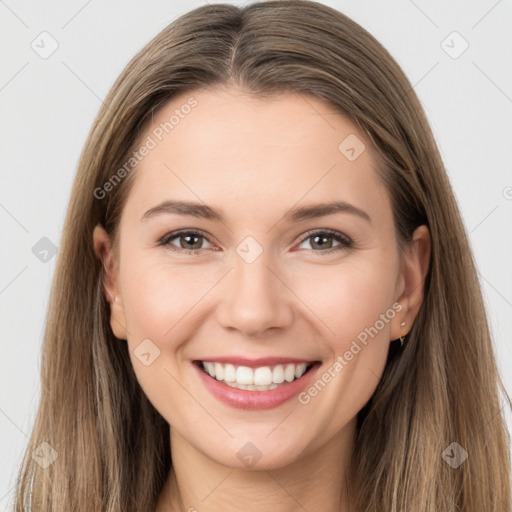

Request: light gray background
left=1, top=0, right=511, bottom=508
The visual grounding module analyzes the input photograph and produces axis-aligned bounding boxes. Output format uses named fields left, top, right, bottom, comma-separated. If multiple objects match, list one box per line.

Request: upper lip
left=195, top=357, right=318, bottom=368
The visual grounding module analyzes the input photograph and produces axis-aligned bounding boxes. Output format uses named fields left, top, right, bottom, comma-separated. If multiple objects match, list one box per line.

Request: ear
left=390, top=225, right=431, bottom=340
left=92, top=224, right=128, bottom=340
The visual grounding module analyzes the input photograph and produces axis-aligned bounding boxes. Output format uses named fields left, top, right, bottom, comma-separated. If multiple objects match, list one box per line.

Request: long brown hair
left=13, top=1, right=511, bottom=510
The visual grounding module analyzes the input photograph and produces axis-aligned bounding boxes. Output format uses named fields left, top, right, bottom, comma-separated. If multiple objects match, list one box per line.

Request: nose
left=215, top=251, right=294, bottom=338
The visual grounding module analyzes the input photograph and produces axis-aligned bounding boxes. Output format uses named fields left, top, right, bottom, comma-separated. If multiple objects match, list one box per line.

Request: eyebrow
left=140, top=199, right=372, bottom=225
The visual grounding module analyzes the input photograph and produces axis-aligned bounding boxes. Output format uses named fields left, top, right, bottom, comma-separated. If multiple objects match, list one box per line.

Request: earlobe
left=392, top=225, right=431, bottom=341
left=92, top=224, right=128, bottom=340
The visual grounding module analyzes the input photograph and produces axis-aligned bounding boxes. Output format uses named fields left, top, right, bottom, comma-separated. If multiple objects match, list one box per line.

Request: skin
left=93, top=85, right=430, bottom=511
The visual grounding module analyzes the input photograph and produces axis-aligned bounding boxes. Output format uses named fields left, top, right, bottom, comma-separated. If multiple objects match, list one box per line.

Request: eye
left=159, top=230, right=214, bottom=255
left=296, top=229, right=353, bottom=255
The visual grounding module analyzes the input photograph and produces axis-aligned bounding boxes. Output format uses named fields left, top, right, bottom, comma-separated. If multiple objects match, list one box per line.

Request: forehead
left=122, top=86, right=391, bottom=228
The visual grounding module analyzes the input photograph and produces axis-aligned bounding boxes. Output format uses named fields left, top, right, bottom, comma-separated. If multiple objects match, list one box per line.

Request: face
left=94, top=85, right=424, bottom=470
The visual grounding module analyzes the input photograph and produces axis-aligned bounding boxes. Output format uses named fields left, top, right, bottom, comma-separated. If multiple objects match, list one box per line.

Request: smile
left=193, top=358, right=320, bottom=410
left=200, top=361, right=312, bottom=391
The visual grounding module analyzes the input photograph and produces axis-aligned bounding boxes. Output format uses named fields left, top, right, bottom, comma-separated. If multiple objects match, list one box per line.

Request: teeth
left=236, top=366, right=253, bottom=385
left=224, top=364, right=236, bottom=382
left=204, top=362, right=215, bottom=378
left=214, top=362, right=224, bottom=381
left=200, top=361, right=311, bottom=389
left=295, top=363, right=307, bottom=379
left=225, top=381, right=280, bottom=391
left=254, top=367, right=272, bottom=386
left=272, top=365, right=285, bottom=383
left=284, top=364, right=295, bottom=382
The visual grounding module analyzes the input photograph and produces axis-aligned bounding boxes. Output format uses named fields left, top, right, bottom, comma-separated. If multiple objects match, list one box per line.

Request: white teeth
left=214, top=362, right=224, bottom=381
left=200, top=361, right=311, bottom=390
left=225, top=381, right=281, bottom=391
left=204, top=362, right=215, bottom=377
left=284, top=364, right=296, bottom=382
left=236, top=366, right=254, bottom=385
left=254, top=367, right=273, bottom=386
left=272, top=365, right=285, bottom=383
left=295, top=363, right=307, bottom=379
left=224, top=363, right=236, bottom=382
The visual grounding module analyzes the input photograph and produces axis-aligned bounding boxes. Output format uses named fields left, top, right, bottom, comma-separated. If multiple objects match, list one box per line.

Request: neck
left=156, top=419, right=356, bottom=512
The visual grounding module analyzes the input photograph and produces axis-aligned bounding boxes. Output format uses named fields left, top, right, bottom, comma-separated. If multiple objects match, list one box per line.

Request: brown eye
left=175, top=233, right=204, bottom=250
left=297, top=230, right=352, bottom=255
left=160, top=230, right=214, bottom=255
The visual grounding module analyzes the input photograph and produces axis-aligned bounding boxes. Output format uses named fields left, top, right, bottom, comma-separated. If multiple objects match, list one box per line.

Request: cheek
left=291, top=256, right=397, bottom=348
left=118, top=259, right=224, bottom=406
left=291, top=259, right=397, bottom=421
left=118, top=260, right=212, bottom=423
left=120, top=258, right=214, bottom=341
left=291, top=257, right=396, bottom=409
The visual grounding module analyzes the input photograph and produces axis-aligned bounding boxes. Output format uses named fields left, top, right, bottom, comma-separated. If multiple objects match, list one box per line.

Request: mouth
left=193, top=358, right=321, bottom=410
left=196, top=360, right=316, bottom=391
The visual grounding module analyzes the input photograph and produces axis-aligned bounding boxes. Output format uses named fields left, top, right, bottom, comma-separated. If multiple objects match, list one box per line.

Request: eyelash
left=158, top=228, right=353, bottom=256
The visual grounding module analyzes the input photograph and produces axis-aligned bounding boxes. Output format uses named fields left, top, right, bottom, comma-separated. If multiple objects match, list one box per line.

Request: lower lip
left=194, top=362, right=320, bottom=410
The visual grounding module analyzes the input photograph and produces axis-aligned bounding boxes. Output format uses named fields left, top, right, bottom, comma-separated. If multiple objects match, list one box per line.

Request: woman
left=13, top=1, right=511, bottom=510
